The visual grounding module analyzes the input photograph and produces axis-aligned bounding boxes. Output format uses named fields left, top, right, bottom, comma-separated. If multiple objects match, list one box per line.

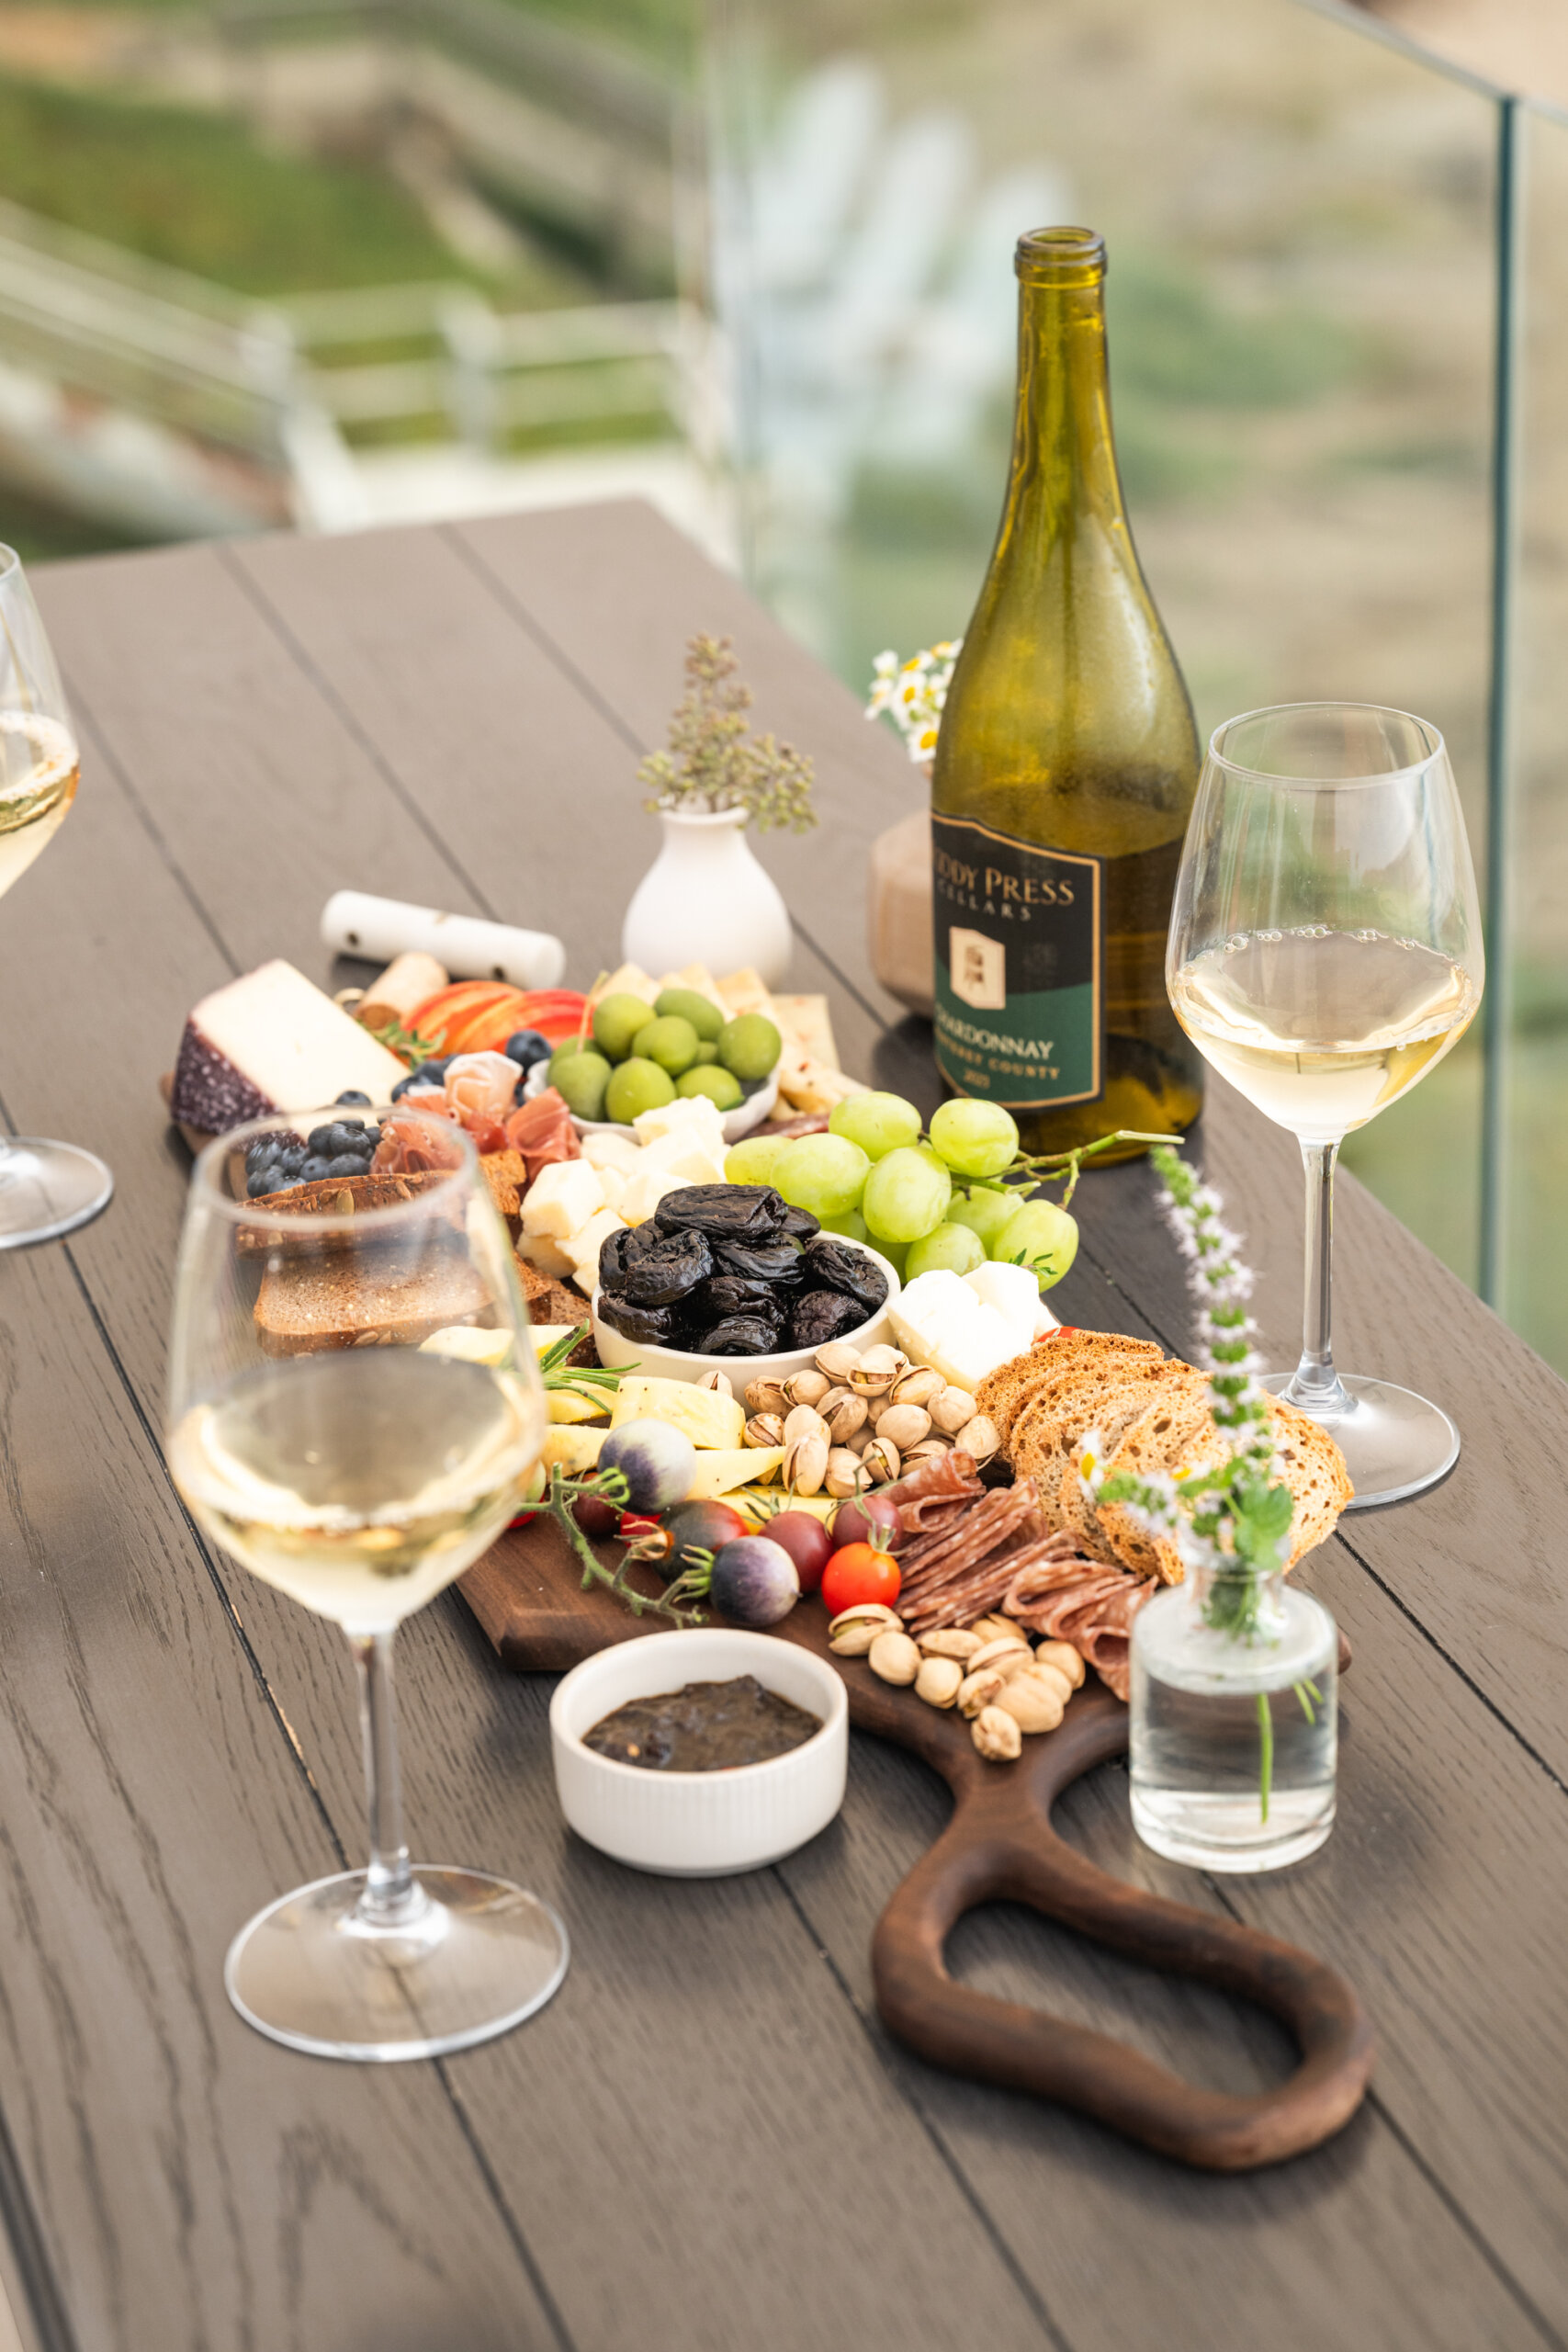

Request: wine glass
left=1167, top=703, right=1483, bottom=1509
left=0, top=546, right=113, bottom=1246
left=166, top=1108, right=566, bottom=2059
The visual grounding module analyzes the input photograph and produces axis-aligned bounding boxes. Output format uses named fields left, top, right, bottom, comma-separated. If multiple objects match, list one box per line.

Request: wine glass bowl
left=1168, top=704, right=1483, bottom=1509
left=167, top=1109, right=567, bottom=2059
left=0, top=545, right=113, bottom=1246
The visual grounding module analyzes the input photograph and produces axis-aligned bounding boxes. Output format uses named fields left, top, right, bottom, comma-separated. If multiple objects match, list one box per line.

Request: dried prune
left=686, top=1274, right=780, bottom=1323
left=799, top=1237, right=888, bottom=1314
left=598, top=1226, right=638, bottom=1290
left=597, top=1295, right=679, bottom=1344
left=623, top=1229, right=715, bottom=1306
left=712, top=1236, right=803, bottom=1283
left=653, top=1184, right=785, bottom=1241
left=779, top=1204, right=821, bottom=1240
left=694, top=1315, right=784, bottom=1355
left=786, top=1289, right=867, bottom=1348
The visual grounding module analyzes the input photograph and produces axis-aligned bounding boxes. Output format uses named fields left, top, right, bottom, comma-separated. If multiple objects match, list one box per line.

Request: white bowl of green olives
left=525, top=985, right=784, bottom=1142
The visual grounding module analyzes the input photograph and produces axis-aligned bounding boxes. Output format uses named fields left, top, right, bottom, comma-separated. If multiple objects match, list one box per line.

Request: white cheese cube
left=618, top=1163, right=683, bottom=1226
left=964, top=1261, right=1042, bottom=1347
left=560, top=1207, right=626, bottom=1287
left=581, top=1131, right=641, bottom=1176
left=516, top=1230, right=575, bottom=1281
left=521, top=1159, right=604, bottom=1240
left=592, top=1164, right=627, bottom=1215
left=890, top=1272, right=1022, bottom=1392
left=632, top=1097, right=727, bottom=1154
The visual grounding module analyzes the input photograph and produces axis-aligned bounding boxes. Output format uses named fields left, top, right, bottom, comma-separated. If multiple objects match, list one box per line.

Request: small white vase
left=620, top=806, right=793, bottom=987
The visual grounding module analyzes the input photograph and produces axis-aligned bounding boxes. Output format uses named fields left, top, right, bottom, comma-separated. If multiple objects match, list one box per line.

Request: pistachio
left=1034, top=1638, right=1086, bottom=1690
left=968, top=1611, right=1024, bottom=1647
left=744, top=1375, right=789, bottom=1416
left=876, top=1403, right=932, bottom=1453
left=784, top=1368, right=831, bottom=1409
left=697, top=1368, right=735, bottom=1397
left=847, top=1424, right=876, bottom=1455
left=915, top=1655, right=964, bottom=1709
left=784, top=1432, right=829, bottom=1496
left=867, top=1630, right=920, bottom=1686
left=823, top=1389, right=868, bottom=1445
left=929, top=1385, right=979, bottom=1436
left=848, top=1343, right=906, bottom=1397
left=828, top=1601, right=900, bottom=1656
left=956, top=1665, right=1009, bottom=1719
left=917, top=1627, right=984, bottom=1662
left=783, top=1402, right=830, bottom=1448
left=995, top=1670, right=1066, bottom=1736
left=863, top=1434, right=901, bottom=1485
left=825, top=1445, right=873, bottom=1499
left=973, top=1704, right=1023, bottom=1762
left=969, top=1634, right=1031, bottom=1674
left=890, top=1364, right=944, bottom=1409
left=744, top=1412, right=785, bottom=1449
left=954, top=1413, right=1001, bottom=1466
left=901, top=1438, right=953, bottom=1469
left=814, top=1340, right=863, bottom=1382
left=1025, top=1657, right=1075, bottom=1708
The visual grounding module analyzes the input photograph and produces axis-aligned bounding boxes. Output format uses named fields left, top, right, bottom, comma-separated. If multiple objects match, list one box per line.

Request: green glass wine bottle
left=931, top=226, right=1203, bottom=1163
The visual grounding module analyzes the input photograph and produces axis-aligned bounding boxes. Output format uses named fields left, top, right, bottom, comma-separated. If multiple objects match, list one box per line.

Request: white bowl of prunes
left=591, top=1183, right=900, bottom=1383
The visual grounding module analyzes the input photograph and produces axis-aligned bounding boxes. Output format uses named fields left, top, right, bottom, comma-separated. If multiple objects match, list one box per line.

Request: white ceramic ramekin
left=549, top=1630, right=847, bottom=1876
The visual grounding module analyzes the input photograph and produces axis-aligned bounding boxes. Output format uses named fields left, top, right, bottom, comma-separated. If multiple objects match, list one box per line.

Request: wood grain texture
left=467, top=1520, right=1374, bottom=2172
left=1, top=505, right=1560, bottom=2351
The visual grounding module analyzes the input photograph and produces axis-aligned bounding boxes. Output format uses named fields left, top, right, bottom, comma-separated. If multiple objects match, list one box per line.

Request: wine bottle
left=931, top=226, right=1203, bottom=1162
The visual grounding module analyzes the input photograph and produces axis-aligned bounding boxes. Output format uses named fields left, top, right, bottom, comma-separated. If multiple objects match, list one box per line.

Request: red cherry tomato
left=766, top=1510, right=833, bottom=1594
left=820, top=1544, right=902, bottom=1618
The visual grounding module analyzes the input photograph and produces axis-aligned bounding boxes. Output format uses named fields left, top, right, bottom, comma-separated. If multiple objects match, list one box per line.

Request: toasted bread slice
left=1269, top=1396, right=1354, bottom=1561
left=254, top=1243, right=491, bottom=1356
left=237, top=1151, right=525, bottom=1254
left=979, top=1331, right=1165, bottom=1449
left=1095, top=1378, right=1228, bottom=1581
left=1050, top=1370, right=1201, bottom=1564
left=517, top=1259, right=591, bottom=1326
left=1010, top=1357, right=1174, bottom=1495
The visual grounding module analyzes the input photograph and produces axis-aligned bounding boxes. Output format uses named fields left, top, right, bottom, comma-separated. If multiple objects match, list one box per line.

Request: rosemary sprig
left=542, top=1465, right=707, bottom=1628
left=364, top=1015, right=441, bottom=1069
left=534, top=1322, right=633, bottom=1411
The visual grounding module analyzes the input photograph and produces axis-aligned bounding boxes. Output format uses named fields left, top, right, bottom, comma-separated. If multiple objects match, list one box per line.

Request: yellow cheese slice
left=728, top=1487, right=837, bottom=1531
left=684, top=1447, right=784, bottom=1498
left=547, top=1392, right=608, bottom=1426
left=540, top=1426, right=604, bottom=1474
left=611, top=1377, right=744, bottom=1451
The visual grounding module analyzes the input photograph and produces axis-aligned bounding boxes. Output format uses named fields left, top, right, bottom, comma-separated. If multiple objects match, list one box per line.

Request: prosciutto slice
left=505, top=1088, right=581, bottom=1185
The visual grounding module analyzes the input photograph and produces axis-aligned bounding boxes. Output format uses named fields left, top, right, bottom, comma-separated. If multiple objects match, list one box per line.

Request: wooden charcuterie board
left=461, top=1522, right=1374, bottom=2172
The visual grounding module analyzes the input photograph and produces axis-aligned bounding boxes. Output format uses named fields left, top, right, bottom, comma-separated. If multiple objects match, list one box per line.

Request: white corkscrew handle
left=321, top=891, right=567, bottom=989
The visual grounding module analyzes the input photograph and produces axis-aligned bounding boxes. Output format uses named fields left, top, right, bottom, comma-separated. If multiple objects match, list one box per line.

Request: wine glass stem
left=1284, top=1139, right=1352, bottom=1418
left=348, top=1630, right=426, bottom=1929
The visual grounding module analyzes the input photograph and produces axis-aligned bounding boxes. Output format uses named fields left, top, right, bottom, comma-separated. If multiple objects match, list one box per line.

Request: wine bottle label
left=931, top=814, right=1102, bottom=1107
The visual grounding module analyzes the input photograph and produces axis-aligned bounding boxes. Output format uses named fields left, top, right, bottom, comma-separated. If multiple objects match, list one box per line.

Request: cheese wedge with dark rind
left=171, top=959, right=408, bottom=1133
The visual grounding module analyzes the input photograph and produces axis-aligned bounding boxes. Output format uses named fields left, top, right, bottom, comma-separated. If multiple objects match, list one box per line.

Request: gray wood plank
left=19, top=541, right=1074, bottom=2352
left=0, top=1240, right=558, bottom=2352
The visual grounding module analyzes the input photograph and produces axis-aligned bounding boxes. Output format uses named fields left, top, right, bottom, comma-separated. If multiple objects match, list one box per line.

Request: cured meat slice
left=506, top=1087, right=582, bottom=1184
left=885, top=1449, right=986, bottom=1536
left=897, top=1482, right=1043, bottom=1599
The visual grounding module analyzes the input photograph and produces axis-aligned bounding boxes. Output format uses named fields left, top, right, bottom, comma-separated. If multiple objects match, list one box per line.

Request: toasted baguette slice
left=237, top=1152, right=525, bottom=1253
left=517, top=1259, right=591, bottom=1327
left=1095, top=1378, right=1229, bottom=1582
left=1050, top=1370, right=1201, bottom=1564
left=1010, top=1357, right=1175, bottom=1498
left=254, top=1245, right=491, bottom=1356
left=1270, top=1396, right=1354, bottom=1561
left=979, top=1331, right=1164, bottom=1449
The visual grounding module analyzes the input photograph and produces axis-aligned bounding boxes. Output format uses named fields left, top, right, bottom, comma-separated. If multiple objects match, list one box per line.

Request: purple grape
left=709, top=1536, right=799, bottom=1628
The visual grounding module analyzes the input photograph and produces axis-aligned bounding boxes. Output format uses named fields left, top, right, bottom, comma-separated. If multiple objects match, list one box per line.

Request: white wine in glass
left=1168, top=703, right=1483, bottom=1509
left=167, top=1109, right=566, bottom=2060
left=0, top=550, right=113, bottom=1245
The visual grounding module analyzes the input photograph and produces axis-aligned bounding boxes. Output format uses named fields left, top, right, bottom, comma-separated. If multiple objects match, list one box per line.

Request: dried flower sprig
left=639, top=634, right=817, bottom=832
left=865, top=639, right=962, bottom=763
left=1081, top=1145, right=1314, bottom=1819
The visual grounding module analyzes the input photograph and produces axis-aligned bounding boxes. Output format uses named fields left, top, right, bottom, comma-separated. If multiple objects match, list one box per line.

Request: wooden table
left=1, top=502, right=1562, bottom=2352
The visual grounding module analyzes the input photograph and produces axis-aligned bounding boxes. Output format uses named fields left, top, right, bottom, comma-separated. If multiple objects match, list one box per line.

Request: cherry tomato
left=618, top=1513, right=664, bottom=1548
left=572, top=1494, right=621, bottom=1539
left=820, top=1543, right=902, bottom=1618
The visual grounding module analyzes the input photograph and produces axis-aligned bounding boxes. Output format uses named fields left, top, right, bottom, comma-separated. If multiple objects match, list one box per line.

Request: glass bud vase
left=1129, top=1563, right=1337, bottom=1873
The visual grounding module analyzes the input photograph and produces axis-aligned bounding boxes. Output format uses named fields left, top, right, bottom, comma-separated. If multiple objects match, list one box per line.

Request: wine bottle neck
left=1002, top=264, right=1127, bottom=546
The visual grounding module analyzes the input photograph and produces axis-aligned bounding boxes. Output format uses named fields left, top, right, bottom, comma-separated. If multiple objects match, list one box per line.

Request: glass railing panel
left=702, top=0, right=1495, bottom=1284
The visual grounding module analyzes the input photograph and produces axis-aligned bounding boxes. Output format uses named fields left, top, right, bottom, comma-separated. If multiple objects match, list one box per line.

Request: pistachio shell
left=784, top=1368, right=831, bottom=1408
left=969, top=1634, right=1031, bottom=1674
left=1033, top=1639, right=1086, bottom=1690
left=890, top=1365, right=944, bottom=1409
left=957, top=1666, right=1009, bottom=1719
left=972, top=1705, right=1023, bottom=1762
left=954, top=1413, right=1000, bottom=1466
left=814, top=1340, right=863, bottom=1381
left=868, top=1630, right=920, bottom=1686
left=877, top=1404, right=932, bottom=1453
left=784, top=1432, right=829, bottom=1496
left=915, top=1656, right=964, bottom=1708
left=847, top=1343, right=906, bottom=1397
left=825, top=1445, right=873, bottom=1498
left=697, top=1368, right=735, bottom=1397
left=744, top=1376, right=790, bottom=1416
left=995, top=1671, right=1066, bottom=1736
left=863, top=1434, right=901, bottom=1485
left=917, top=1628, right=984, bottom=1662
left=929, top=1385, right=979, bottom=1435
left=783, top=1402, right=830, bottom=1448
left=744, top=1412, right=785, bottom=1449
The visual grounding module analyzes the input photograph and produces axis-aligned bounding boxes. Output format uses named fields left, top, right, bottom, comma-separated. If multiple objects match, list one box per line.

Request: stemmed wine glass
left=1167, top=702, right=1483, bottom=1509
left=0, top=545, right=113, bottom=1245
left=166, top=1108, right=566, bottom=2059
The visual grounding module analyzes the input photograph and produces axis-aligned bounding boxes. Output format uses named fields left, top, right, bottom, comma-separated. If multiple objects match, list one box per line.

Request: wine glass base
left=0, top=1137, right=113, bottom=1249
left=1259, top=1372, right=1459, bottom=1510
left=224, top=1867, right=569, bottom=2061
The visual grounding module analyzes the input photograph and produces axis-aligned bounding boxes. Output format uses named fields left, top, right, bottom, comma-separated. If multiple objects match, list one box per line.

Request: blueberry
left=334, top=1090, right=372, bottom=1106
left=416, top=1057, right=449, bottom=1085
left=307, top=1125, right=337, bottom=1155
left=389, top=1073, right=420, bottom=1101
left=300, top=1155, right=332, bottom=1182
left=326, top=1152, right=366, bottom=1176
left=246, top=1170, right=275, bottom=1198
left=281, top=1146, right=307, bottom=1172
left=502, top=1029, right=551, bottom=1071
left=364, top=1124, right=382, bottom=1148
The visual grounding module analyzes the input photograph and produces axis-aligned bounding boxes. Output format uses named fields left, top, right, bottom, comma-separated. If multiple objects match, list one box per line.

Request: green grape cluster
left=725, top=1091, right=1079, bottom=1292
